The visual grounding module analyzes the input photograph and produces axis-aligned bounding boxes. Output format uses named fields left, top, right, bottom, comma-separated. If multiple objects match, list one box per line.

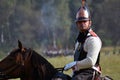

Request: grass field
left=100, top=53, right=120, bottom=80
left=1, top=47, right=120, bottom=80
left=48, top=53, right=120, bottom=80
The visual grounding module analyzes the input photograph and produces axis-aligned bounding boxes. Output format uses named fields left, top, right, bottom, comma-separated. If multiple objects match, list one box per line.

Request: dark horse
left=0, top=41, right=71, bottom=80
left=0, top=41, right=113, bottom=80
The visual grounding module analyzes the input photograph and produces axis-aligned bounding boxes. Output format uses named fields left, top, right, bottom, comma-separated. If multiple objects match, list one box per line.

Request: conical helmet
left=75, top=0, right=91, bottom=22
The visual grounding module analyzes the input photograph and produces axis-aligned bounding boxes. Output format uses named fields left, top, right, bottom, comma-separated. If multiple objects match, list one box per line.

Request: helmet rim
left=75, top=17, right=90, bottom=22
left=75, top=3, right=91, bottom=22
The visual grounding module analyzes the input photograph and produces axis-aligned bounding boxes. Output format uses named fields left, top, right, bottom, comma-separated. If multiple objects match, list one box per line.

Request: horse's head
left=0, top=41, right=71, bottom=80
left=0, top=40, right=58, bottom=80
left=0, top=40, right=29, bottom=79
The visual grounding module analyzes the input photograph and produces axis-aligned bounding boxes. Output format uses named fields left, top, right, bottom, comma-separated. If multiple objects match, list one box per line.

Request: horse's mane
left=30, top=49, right=58, bottom=80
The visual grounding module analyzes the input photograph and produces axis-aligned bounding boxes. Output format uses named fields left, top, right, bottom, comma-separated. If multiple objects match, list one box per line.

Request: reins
left=55, top=67, right=64, bottom=72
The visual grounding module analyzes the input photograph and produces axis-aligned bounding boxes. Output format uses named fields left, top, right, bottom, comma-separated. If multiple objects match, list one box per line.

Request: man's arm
left=76, top=37, right=102, bottom=70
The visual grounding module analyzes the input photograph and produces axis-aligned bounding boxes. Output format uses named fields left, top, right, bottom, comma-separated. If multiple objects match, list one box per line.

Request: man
left=64, top=0, right=102, bottom=80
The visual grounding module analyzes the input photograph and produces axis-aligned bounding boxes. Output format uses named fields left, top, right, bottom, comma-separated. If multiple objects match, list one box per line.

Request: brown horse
left=0, top=41, right=71, bottom=80
left=0, top=41, right=113, bottom=80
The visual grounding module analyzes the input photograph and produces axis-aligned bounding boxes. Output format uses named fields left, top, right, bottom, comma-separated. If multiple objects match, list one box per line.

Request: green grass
left=100, top=53, right=120, bottom=80
left=47, top=56, right=74, bottom=75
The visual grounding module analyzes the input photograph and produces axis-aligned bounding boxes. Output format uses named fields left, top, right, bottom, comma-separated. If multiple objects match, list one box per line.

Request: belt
left=74, top=68, right=94, bottom=75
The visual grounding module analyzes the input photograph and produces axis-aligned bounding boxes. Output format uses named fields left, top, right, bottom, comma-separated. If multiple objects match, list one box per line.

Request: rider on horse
left=64, top=0, right=102, bottom=80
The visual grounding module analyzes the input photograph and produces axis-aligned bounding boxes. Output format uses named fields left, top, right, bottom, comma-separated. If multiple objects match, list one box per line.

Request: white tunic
left=75, top=33, right=102, bottom=70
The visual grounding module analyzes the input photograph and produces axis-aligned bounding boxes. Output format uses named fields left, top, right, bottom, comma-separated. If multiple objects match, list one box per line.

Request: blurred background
left=0, top=0, right=120, bottom=56
left=0, top=0, right=120, bottom=80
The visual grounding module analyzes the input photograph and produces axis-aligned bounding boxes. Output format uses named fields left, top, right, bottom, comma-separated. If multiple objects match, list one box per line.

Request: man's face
left=76, top=20, right=91, bottom=32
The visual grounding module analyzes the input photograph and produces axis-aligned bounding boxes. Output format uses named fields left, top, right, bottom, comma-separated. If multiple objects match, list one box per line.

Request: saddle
left=52, top=72, right=71, bottom=80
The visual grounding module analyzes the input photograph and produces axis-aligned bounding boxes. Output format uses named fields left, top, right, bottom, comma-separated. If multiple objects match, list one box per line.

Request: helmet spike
left=81, top=0, right=86, bottom=6
left=75, top=0, right=90, bottom=22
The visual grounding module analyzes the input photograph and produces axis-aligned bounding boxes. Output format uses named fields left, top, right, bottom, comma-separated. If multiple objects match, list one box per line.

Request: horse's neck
left=31, top=50, right=58, bottom=80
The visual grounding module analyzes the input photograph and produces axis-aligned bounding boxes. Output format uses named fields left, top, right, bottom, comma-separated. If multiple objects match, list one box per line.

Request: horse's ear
left=18, top=40, right=22, bottom=50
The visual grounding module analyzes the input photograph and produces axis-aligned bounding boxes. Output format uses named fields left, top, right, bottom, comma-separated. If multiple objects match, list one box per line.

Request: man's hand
left=64, top=61, right=77, bottom=71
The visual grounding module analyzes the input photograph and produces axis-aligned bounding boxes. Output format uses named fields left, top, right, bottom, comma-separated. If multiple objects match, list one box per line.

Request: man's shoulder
left=89, top=29, right=97, bottom=37
left=86, top=35, right=102, bottom=45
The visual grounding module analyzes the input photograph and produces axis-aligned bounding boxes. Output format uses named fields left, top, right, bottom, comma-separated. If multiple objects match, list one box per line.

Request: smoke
left=40, top=0, right=58, bottom=46
left=40, top=0, right=58, bottom=31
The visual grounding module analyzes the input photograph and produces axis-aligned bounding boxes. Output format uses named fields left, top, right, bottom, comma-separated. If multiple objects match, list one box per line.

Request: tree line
left=0, top=0, right=120, bottom=53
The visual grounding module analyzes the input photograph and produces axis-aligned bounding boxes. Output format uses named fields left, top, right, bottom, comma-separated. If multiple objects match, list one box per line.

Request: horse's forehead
left=10, top=48, right=26, bottom=53
left=13, top=48, right=19, bottom=51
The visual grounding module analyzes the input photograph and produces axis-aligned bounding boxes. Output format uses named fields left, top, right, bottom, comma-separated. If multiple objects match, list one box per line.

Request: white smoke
left=40, top=0, right=58, bottom=30
left=40, top=0, right=58, bottom=47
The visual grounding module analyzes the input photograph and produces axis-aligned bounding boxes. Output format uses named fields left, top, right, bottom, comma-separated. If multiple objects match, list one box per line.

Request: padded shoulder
left=89, top=30, right=97, bottom=37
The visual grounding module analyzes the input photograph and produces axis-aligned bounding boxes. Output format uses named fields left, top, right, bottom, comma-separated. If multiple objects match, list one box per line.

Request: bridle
left=0, top=63, right=24, bottom=79
left=16, top=48, right=33, bottom=66
left=0, top=48, right=32, bottom=79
